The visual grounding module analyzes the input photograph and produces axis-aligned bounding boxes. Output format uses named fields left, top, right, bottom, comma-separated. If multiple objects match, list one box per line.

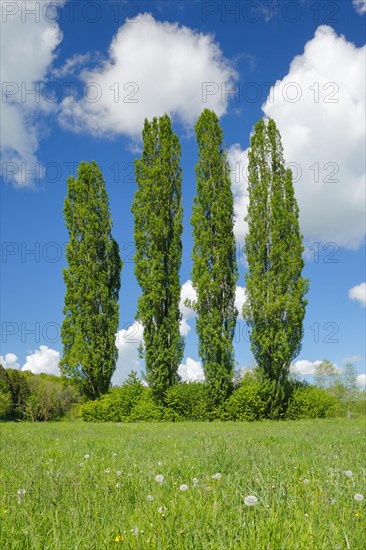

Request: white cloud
left=178, top=357, right=204, bottom=382
left=353, top=0, right=366, bottom=15
left=59, top=13, right=237, bottom=137
left=51, top=53, right=92, bottom=78
left=113, top=322, right=144, bottom=385
left=22, top=345, right=60, bottom=375
left=356, top=373, right=366, bottom=388
left=291, top=359, right=322, bottom=376
left=343, top=354, right=362, bottom=363
left=0, top=353, right=20, bottom=370
left=0, top=0, right=64, bottom=187
left=235, top=285, right=246, bottom=319
left=229, top=26, right=365, bottom=249
left=179, top=280, right=197, bottom=336
left=349, top=282, right=366, bottom=307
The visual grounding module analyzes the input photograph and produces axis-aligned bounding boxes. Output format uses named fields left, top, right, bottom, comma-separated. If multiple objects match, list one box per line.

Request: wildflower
left=158, top=506, right=167, bottom=514
left=354, top=512, right=362, bottom=519
left=179, top=484, right=188, bottom=491
left=116, top=471, right=122, bottom=477
left=354, top=493, right=364, bottom=502
left=304, top=513, right=309, bottom=519
left=212, top=473, right=222, bottom=480
left=115, top=534, right=123, bottom=542
left=303, top=479, right=309, bottom=485
left=155, top=475, right=164, bottom=484
left=146, top=495, right=154, bottom=501
left=17, top=489, right=26, bottom=496
left=84, top=454, right=90, bottom=459
left=104, top=468, right=111, bottom=474
left=244, top=495, right=258, bottom=507
left=345, top=470, right=353, bottom=477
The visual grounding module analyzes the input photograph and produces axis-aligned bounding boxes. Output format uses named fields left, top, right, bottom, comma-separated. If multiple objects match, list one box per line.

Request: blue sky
left=1, top=0, right=365, bottom=386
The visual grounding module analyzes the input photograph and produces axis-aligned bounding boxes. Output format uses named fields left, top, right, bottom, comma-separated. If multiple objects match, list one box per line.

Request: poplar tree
left=61, top=161, right=122, bottom=399
left=191, top=109, right=238, bottom=409
left=132, top=115, right=183, bottom=403
left=243, top=118, right=309, bottom=417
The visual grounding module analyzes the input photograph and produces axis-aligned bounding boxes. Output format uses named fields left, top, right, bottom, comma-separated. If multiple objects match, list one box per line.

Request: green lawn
left=0, top=419, right=365, bottom=549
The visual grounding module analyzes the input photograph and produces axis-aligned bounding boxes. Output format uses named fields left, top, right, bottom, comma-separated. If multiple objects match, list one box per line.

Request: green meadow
left=1, top=418, right=365, bottom=549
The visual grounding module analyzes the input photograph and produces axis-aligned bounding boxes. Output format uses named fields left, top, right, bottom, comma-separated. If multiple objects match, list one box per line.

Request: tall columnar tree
left=61, top=161, right=122, bottom=399
left=191, top=109, right=238, bottom=409
left=132, top=115, right=184, bottom=403
left=243, top=118, right=309, bottom=417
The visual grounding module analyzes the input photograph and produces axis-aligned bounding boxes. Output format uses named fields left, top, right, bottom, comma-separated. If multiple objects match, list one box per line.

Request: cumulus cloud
left=235, top=285, right=246, bottom=319
left=291, top=359, right=323, bottom=376
left=0, top=0, right=64, bottom=187
left=178, top=357, right=204, bottom=382
left=0, top=352, right=20, bottom=370
left=343, top=354, right=362, bottom=363
left=179, top=280, right=197, bottom=336
left=22, top=345, right=60, bottom=375
left=229, top=26, right=365, bottom=249
left=113, top=322, right=144, bottom=385
left=353, top=0, right=366, bottom=15
left=59, top=13, right=237, bottom=137
left=349, top=282, right=366, bottom=307
left=356, top=373, right=366, bottom=388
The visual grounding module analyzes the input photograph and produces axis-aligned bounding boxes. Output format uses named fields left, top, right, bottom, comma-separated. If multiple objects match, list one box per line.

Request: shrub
left=286, top=386, right=338, bottom=419
left=225, top=374, right=270, bottom=421
left=81, top=382, right=144, bottom=422
left=129, top=389, right=164, bottom=422
left=165, top=382, right=209, bottom=421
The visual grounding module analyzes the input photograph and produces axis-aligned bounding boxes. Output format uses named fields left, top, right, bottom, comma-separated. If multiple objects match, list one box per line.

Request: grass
left=0, top=418, right=365, bottom=549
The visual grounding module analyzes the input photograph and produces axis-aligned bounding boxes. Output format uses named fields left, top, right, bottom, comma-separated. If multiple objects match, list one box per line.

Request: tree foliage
left=132, top=115, right=184, bottom=404
left=60, top=161, right=122, bottom=399
left=243, top=118, right=309, bottom=417
left=190, top=109, right=238, bottom=408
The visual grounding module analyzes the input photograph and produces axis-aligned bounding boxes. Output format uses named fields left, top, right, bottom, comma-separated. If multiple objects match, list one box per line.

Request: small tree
left=243, top=118, right=309, bottom=418
left=314, top=359, right=340, bottom=390
left=190, top=109, right=238, bottom=409
left=61, top=161, right=122, bottom=399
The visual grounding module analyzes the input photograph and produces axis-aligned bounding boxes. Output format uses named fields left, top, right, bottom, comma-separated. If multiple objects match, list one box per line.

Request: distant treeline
left=0, top=366, right=81, bottom=421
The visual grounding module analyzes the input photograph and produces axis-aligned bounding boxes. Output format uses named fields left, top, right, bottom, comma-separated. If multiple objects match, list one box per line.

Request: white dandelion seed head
left=132, top=526, right=139, bottom=536
left=304, top=513, right=309, bottom=519
left=146, top=495, right=154, bottom=501
left=17, top=489, right=26, bottom=496
left=179, top=484, right=188, bottom=491
left=112, top=452, right=117, bottom=457
left=158, top=506, right=167, bottom=514
left=303, top=479, right=310, bottom=485
left=345, top=470, right=353, bottom=477
left=192, top=477, right=199, bottom=485
left=244, top=495, right=258, bottom=507
left=116, top=482, right=121, bottom=488
left=354, top=493, right=364, bottom=502
left=155, top=475, right=164, bottom=484
left=116, top=471, right=122, bottom=477
left=84, top=454, right=90, bottom=459
left=212, top=473, right=222, bottom=480
left=104, top=468, right=111, bottom=474
left=157, top=461, right=163, bottom=467
left=330, top=498, right=336, bottom=504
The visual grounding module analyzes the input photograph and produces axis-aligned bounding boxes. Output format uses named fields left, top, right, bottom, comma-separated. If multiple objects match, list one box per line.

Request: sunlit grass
left=1, top=419, right=365, bottom=549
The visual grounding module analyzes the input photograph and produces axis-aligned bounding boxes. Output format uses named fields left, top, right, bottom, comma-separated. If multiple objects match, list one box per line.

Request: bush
left=286, top=386, right=338, bottom=419
left=165, top=382, right=209, bottom=421
left=129, top=389, right=164, bottom=422
left=225, top=375, right=270, bottom=421
left=81, top=382, right=144, bottom=422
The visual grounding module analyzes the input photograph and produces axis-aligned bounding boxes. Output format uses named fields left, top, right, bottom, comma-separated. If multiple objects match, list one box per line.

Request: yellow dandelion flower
left=115, top=534, right=124, bottom=542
